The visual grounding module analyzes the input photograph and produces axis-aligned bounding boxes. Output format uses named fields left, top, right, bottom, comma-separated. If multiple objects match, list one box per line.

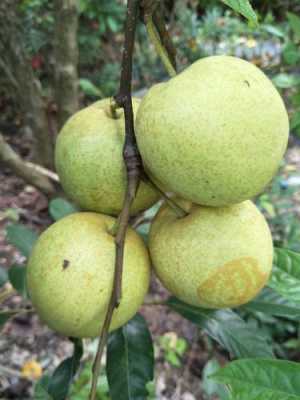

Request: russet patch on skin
left=197, top=257, right=269, bottom=308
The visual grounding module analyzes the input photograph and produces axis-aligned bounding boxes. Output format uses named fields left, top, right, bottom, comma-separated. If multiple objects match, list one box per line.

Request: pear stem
left=145, top=14, right=176, bottom=78
left=142, top=173, right=188, bottom=218
left=89, top=1, right=142, bottom=399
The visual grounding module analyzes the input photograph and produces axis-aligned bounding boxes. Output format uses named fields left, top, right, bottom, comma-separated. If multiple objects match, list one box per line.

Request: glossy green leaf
left=212, top=359, right=300, bottom=399
left=167, top=297, right=273, bottom=359
left=8, top=265, right=27, bottom=297
left=269, top=248, right=300, bottom=303
left=0, top=266, right=8, bottom=287
left=242, top=287, right=300, bottom=320
left=287, top=12, right=300, bottom=40
left=79, top=78, right=103, bottom=97
left=49, top=198, right=77, bottom=221
left=202, top=359, right=230, bottom=400
left=220, top=0, right=258, bottom=25
left=47, top=338, right=83, bottom=400
left=107, top=313, right=154, bottom=400
left=6, top=223, right=38, bottom=257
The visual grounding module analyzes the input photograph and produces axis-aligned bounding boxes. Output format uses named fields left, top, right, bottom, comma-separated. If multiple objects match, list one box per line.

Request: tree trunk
left=54, top=0, right=79, bottom=130
left=0, top=1, right=54, bottom=169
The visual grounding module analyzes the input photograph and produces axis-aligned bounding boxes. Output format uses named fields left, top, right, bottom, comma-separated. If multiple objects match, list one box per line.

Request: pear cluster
left=27, top=56, right=289, bottom=338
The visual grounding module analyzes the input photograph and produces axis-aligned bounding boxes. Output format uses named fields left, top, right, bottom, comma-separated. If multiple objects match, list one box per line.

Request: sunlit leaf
left=212, top=359, right=300, bottom=399
left=220, top=0, right=258, bottom=25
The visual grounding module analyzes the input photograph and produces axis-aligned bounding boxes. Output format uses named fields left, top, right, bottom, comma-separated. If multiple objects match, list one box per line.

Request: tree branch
left=89, top=2, right=142, bottom=399
left=54, top=0, right=79, bottom=129
left=0, top=133, right=57, bottom=196
left=0, top=1, right=54, bottom=169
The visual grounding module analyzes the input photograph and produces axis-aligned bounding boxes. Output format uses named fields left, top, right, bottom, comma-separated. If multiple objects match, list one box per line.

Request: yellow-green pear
left=136, top=56, right=289, bottom=206
left=149, top=200, right=273, bottom=309
left=27, top=212, right=151, bottom=338
left=55, top=98, right=158, bottom=216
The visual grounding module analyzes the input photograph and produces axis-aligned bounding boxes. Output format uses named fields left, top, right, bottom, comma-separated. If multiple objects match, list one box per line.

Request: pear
left=55, top=98, right=158, bottom=216
left=136, top=56, right=289, bottom=207
left=27, top=212, right=151, bottom=338
left=149, top=200, right=273, bottom=309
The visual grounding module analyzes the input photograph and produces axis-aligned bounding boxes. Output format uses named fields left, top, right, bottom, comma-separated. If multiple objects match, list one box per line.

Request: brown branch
left=0, top=1, right=54, bottom=169
left=0, top=133, right=57, bottom=196
left=89, top=2, right=142, bottom=399
left=54, top=0, right=79, bottom=129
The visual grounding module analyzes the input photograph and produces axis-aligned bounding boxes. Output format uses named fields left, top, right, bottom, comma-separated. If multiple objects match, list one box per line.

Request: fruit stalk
left=142, top=0, right=177, bottom=77
left=89, top=1, right=142, bottom=399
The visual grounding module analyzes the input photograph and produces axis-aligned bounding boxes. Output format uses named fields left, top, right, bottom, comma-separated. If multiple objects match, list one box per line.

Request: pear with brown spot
left=149, top=200, right=273, bottom=309
left=27, top=212, right=151, bottom=338
left=55, top=97, right=158, bottom=216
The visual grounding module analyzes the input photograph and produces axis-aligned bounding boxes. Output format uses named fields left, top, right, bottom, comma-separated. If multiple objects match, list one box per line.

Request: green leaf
left=49, top=198, right=77, bottom=221
left=8, top=265, right=27, bottom=297
left=283, top=42, right=300, bottom=66
left=262, top=25, right=285, bottom=38
left=165, top=351, right=181, bottom=367
left=269, top=248, right=300, bottom=303
left=202, top=359, right=229, bottom=400
left=287, top=12, right=300, bottom=40
left=34, top=376, right=53, bottom=400
left=242, top=287, right=300, bottom=320
left=167, top=297, right=274, bottom=359
left=47, top=338, right=83, bottom=400
left=0, top=266, right=8, bottom=287
left=272, top=73, right=300, bottom=89
left=220, top=0, right=258, bottom=25
left=79, top=78, right=103, bottom=98
left=6, top=223, right=38, bottom=257
left=291, top=111, right=300, bottom=131
left=212, top=359, right=300, bottom=399
left=107, top=314, right=154, bottom=400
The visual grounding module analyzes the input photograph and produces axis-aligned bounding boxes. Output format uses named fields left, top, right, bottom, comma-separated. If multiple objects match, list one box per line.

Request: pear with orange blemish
left=149, top=200, right=273, bottom=309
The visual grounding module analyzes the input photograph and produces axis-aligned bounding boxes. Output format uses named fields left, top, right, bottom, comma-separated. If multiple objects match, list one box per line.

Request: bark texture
left=0, top=133, right=56, bottom=196
left=54, top=0, right=79, bottom=129
left=0, top=0, right=54, bottom=169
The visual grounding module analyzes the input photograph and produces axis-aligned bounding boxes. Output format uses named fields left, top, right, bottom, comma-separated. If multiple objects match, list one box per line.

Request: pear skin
left=55, top=97, right=158, bottom=216
left=27, top=212, right=151, bottom=338
left=136, top=56, right=289, bottom=206
left=149, top=200, right=273, bottom=309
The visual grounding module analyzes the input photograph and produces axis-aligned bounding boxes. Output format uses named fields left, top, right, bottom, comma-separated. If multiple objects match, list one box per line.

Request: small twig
left=152, top=5, right=177, bottom=70
left=142, top=0, right=177, bottom=77
left=144, top=14, right=176, bottom=77
left=89, top=1, right=142, bottom=399
left=142, top=173, right=188, bottom=218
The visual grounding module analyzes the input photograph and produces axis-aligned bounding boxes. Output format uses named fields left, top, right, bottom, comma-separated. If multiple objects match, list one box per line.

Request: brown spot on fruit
left=197, top=257, right=268, bottom=308
left=62, top=259, right=70, bottom=270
